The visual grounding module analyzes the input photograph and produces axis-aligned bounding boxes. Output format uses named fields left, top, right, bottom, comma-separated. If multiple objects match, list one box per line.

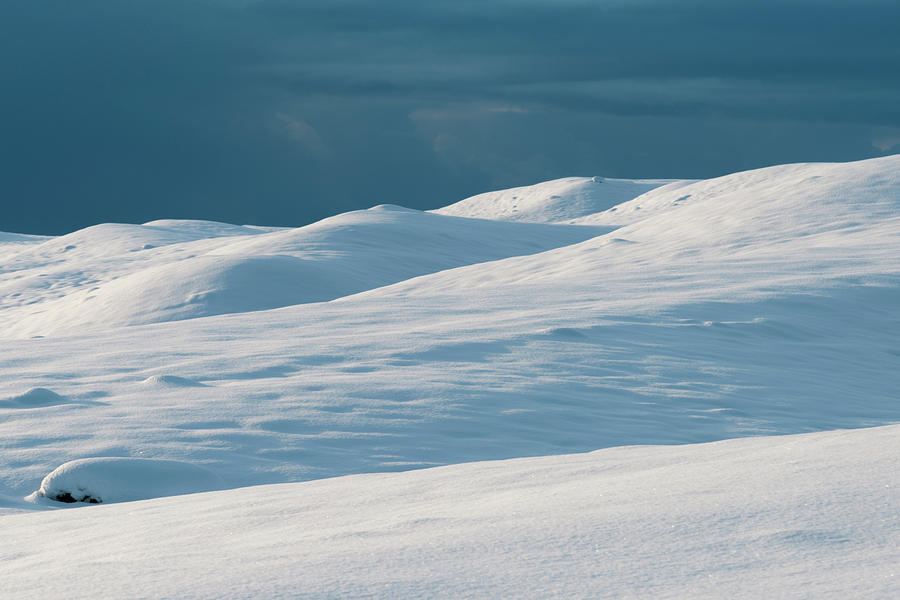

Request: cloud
left=871, top=129, right=900, bottom=152
left=275, top=114, right=329, bottom=157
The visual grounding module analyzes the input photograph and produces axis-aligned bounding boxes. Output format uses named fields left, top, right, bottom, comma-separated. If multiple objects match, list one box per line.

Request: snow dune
left=0, top=155, right=898, bottom=597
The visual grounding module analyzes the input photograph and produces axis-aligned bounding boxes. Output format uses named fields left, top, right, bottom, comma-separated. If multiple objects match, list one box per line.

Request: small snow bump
left=141, top=375, right=207, bottom=387
left=0, top=387, right=67, bottom=409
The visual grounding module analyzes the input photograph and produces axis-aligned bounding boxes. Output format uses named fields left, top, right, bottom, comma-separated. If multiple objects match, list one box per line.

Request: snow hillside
left=0, top=208, right=608, bottom=338
left=1, top=155, right=898, bottom=597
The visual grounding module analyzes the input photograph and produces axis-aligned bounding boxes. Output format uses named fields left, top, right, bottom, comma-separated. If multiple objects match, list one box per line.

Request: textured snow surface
left=2, top=425, right=897, bottom=599
left=1, top=155, right=898, bottom=597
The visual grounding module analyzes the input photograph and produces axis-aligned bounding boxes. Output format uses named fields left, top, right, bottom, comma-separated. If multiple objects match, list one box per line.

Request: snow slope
left=2, top=425, right=897, bottom=599
left=0, top=155, right=898, bottom=597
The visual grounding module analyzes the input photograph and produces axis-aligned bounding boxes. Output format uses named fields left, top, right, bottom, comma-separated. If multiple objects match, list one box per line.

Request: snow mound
left=33, top=457, right=225, bottom=504
left=433, top=176, right=683, bottom=223
left=0, top=388, right=67, bottom=409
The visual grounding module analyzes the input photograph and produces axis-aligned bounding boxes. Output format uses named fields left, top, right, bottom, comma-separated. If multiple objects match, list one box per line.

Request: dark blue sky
left=3, top=0, right=899, bottom=234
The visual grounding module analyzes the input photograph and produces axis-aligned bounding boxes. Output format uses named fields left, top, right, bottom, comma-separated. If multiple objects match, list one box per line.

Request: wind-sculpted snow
left=0, top=156, right=898, bottom=596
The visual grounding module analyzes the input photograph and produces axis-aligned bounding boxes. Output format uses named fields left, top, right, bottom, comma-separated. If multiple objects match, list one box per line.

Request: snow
left=0, top=155, right=898, bottom=597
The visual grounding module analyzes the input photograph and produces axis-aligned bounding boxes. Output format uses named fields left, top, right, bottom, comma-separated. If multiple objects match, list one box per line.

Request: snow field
left=0, top=155, right=898, bottom=597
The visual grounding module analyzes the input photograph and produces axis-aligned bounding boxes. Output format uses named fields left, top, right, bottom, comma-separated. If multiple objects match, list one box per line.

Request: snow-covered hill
left=1, top=156, right=898, bottom=598
left=0, top=208, right=607, bottom=338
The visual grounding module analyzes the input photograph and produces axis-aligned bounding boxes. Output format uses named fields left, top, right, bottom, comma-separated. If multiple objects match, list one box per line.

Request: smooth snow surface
left=1, top=156, right=898, bottom=597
